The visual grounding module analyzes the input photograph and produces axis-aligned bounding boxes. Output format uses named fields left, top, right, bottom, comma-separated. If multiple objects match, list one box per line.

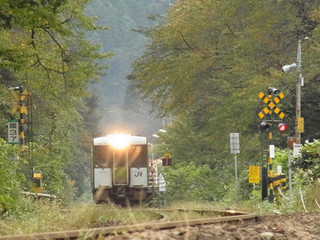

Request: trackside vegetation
left=130, top=0, right=320, bottom=205
left=2, top=0, right=320, bottom=234
left=0, top=0, right=110, bottom=215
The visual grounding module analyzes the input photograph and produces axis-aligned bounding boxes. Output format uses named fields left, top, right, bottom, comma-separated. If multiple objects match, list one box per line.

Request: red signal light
left=278, top=123, right=288, bottom=132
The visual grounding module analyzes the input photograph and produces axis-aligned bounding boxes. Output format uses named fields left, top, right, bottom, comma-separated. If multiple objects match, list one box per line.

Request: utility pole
left=295, top=39, right=302, bottom=144
left=282, top=37, right=307, bottom=144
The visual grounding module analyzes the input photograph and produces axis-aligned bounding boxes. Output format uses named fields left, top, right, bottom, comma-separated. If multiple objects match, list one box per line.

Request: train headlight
left=108, top=134, right=130, bottom=149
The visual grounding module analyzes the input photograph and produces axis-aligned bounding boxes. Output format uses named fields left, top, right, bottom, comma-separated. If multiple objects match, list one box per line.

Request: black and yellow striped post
left=268, top=124, right=274, bottom=202
left=19, top=86, right=25, bottom=150
left=258, top=88, right=286, bottom=202
left=9, top=86, right=28, bottom=151
left=266, top=92, right=274, bottom=203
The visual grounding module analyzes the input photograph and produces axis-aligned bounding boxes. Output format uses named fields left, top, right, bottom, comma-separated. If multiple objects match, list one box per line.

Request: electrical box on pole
left=297, top=117, right=304, bottom=133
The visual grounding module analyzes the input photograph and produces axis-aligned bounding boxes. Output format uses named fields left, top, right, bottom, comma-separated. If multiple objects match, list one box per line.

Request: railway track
left=0, top=209, right=257, bottom=240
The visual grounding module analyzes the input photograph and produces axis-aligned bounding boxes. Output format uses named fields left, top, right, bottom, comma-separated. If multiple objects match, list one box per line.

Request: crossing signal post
left=258, top=87, right=287, bottom=202
left=9, top=86, right=30, bottom=150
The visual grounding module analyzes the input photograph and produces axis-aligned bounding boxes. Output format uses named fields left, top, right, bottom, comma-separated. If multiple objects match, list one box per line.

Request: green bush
left=292, top=139, right=320, bottom=184
left=0, top=138, right=22, bottom=216
left=163, top=162, right=226, bottom=202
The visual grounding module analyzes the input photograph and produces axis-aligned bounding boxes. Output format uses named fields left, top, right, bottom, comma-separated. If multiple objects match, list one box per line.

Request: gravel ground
left=103, top=212, right=320, bottom=240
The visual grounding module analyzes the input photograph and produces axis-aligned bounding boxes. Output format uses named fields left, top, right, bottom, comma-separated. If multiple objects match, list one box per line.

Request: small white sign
left=158, top=173, right=166, bottom=192
left=8, top=120, right=19, bottom=144
left=230, top=133, right=240, bottom=154
left=277, top=165, right=282, bottom=174
left=269, top=145, right=275, bottom=158
left=293, top=143, right=302, bottom=158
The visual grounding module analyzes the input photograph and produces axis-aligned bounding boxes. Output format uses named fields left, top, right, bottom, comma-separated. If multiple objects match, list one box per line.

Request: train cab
left=92, top=134, right=154, bottom=205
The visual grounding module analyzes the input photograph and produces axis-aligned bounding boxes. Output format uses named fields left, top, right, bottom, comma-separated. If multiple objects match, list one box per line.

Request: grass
left=0, top=201, right=227, bottom=236
left=1, top=182, right=320, bottom=236
left=0, top=200, right=161, bottom=236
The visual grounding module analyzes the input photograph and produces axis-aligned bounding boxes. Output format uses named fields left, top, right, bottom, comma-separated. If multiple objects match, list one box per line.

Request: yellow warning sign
left=297, top=117, right=304, bottom=133
left=33, top=173, right=42, bottom=179
left=249, top=166, right=260, bottom=183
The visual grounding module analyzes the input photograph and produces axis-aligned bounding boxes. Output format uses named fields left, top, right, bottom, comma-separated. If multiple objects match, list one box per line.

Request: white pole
left=295, top=39, right=302, bottom=144
left=288, top=148, right=293, bottom=198
left=234, top=154, right=238, bottom=190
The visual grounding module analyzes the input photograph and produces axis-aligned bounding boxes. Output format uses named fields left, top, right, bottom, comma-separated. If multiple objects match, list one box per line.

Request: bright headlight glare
left=108, top=134, right=130, bottom=149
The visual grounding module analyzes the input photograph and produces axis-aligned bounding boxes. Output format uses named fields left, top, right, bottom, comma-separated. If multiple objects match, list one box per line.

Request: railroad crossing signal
left=258, top=91, right=285, bottom=119
left=8, top=86, right=30, bottom=151
left=10, top=88, right=29, bottom=115
left=258, top=87, right=287, bottom=203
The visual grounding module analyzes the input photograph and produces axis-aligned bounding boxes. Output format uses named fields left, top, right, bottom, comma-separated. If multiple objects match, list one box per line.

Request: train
left=92, top=134, right=155, bottom=205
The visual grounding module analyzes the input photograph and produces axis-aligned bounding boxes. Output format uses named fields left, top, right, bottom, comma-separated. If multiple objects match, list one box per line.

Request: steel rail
left=0, top=211, right=257, bottom=240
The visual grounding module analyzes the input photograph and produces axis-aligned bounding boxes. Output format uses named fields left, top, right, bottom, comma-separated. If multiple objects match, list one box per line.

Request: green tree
left=0, top=0, right=110, bottom=203
left=131, top=0, right=320, bottom=200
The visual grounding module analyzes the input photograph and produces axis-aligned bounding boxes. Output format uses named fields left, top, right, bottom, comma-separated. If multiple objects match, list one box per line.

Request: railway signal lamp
left=278, top=123, right=288, bottom=132
left=260, top=121, right=270, bottom=131
left=267, top=87, right=281, bottom=96
left=162, top=153, right=172, bottom=166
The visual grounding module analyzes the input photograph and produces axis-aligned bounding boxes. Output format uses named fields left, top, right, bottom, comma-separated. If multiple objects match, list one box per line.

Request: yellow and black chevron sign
left=258, top=92, right=285, bottom=119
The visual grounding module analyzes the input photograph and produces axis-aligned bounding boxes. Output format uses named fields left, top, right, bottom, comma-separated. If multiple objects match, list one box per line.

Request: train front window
left=93, top=146, right=113, bottom=168
left=113, top=148, right=129, bottom=185
left=129, top=145, right=148, bottom=166
left=113, top=149, right=128, bottom=167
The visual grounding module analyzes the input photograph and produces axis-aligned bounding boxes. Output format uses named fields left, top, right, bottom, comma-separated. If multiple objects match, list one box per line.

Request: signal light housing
left=260, top=121, right=270, bottom=131
left=278, top=123, right=288, bottom=132
left=268, top=87, right=281, bottom=96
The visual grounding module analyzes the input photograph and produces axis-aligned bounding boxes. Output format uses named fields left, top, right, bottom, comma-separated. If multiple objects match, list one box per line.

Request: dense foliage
left=2, top=0, right=320, bottom=214
left=0, top=0, right=110, bottom=213
left=0, top=139, right=21, bottom=215
left=293, top=140, right=320, bottom=183
left=164, top=162, right=221, bottom=201
left=131, top=0, right=320, bottom=201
